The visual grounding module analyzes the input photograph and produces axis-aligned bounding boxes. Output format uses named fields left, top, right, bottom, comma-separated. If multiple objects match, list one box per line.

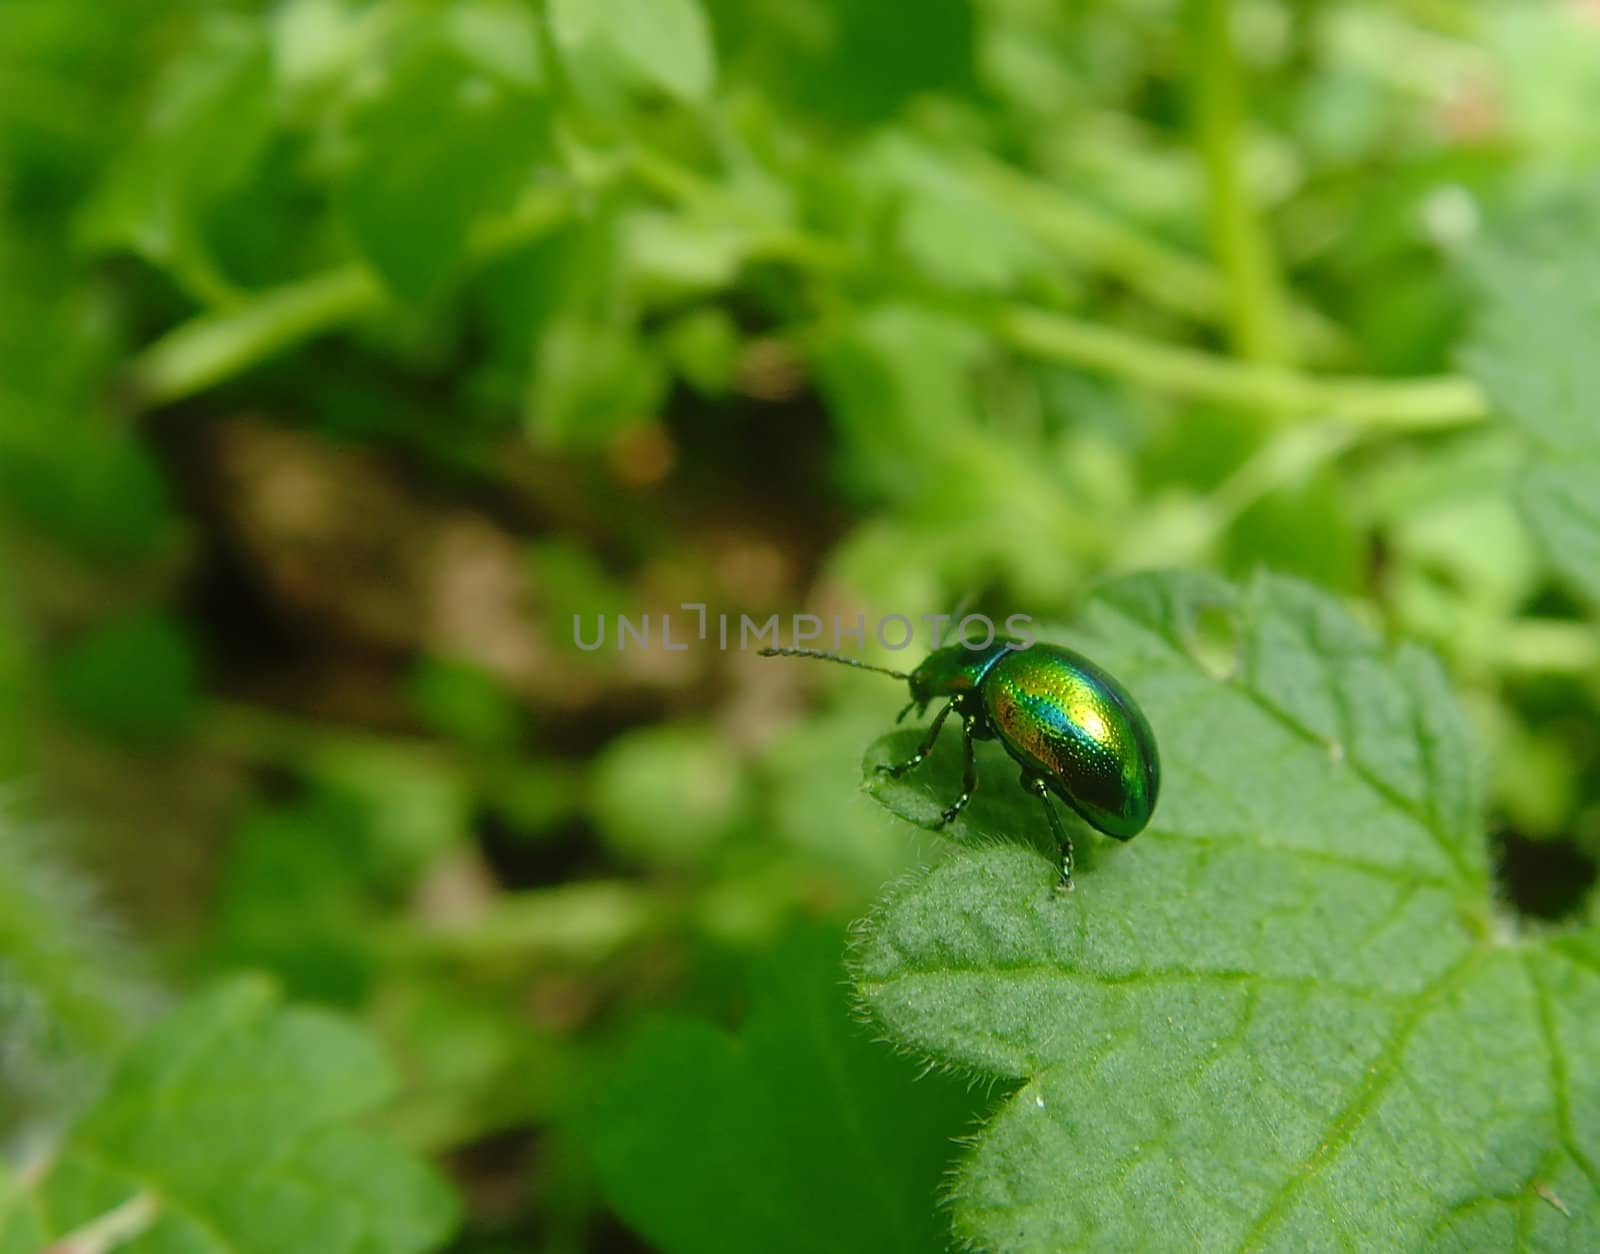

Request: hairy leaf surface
left=856, top=572, right=1598, bottom=1251
left=0, top=980, right=457, bottom=1254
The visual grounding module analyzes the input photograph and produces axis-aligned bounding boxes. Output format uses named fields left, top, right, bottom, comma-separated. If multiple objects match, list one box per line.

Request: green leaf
left=1515, top=460, right=1600, bottom=607
left=817, top=304, right=985, bottom=501
left=1222, top=471, right=1364, bottom=593
left=406, top=655, right=524, bottom=751
left=660, top=307, right=741, bottom=393
left=211, top=795, right=380, bottom=1005
left=590, top=722, right=749, bottom=866
left=78, top=15, right=273, bottom=291
left=853, top=133, right=1050, bottom=292
left=550, top=0, right=716, bottom=104
left=1463, top=236, right=1600, bottom=605
left=51, top=611, right=199, bottom=745
left=705, top=0, right=975, bottom=126
left=526, top=312, right=664, bottom=446
left=342, top=38, right=548, bottom=299
left=0, top=979, right=458, bottom=1253
left=0, top=420, right=173, bottom=560
left=445, top=0, right=545, bottom=89
left=588, top=927, right=981, bottom=1254
left=854, top=572, right=1600, bottom=1250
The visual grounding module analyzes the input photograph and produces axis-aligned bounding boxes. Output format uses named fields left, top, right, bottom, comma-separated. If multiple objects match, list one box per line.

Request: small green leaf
left=1464, top=251, right=1600, bottom=455
left=854, top=133, right=1049, bottom=292
left=0, top=979, right=458, bottom=1253
left=211, top=794, right=379, bottom=1004
left=0, top=421, right=172, bottom=560
left=706, top=0, right=975, bottom=126
left=407, top=655, right=524, bottom=751
left=445, top=0, right=545, bottom=88
left=817, top=304, right=985, bottom=500
left=1223, top=471, right=1364, bottom=593
left=620, top=209, right=745, bottom=296
left=52, top=611, right=199, bottom=745
left=79, top=16, right=273, bottom=285
left=550, top=0, right=716, bottom=104
left=526, top=312, right=664, bottom=446
left=854, top=572, right=1600, bottom=1250
left=342, top=39, right=548, bottom=299
left=660, top=307, right=741, bottom=394
left=590, top=723, right=749, bottom=866
left=1463, top=235, right=1600, bottom=605
left=1516, top=460, right=1600, bottom=607
left=589, top=927, right=981, bottom=1254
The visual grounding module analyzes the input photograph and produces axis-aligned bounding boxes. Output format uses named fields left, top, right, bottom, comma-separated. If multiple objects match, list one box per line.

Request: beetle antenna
left=757, top=647, right=910, bottom=680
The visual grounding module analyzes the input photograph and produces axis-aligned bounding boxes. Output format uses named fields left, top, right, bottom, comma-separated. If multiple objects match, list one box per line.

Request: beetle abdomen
left=982, top=644, right=1160, bottom=840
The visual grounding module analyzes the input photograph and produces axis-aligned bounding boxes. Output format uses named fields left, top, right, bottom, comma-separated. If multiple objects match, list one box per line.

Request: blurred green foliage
left=2, top=0, right=1600, bottom=1249
left=590, top=927, right=982, bottom=1254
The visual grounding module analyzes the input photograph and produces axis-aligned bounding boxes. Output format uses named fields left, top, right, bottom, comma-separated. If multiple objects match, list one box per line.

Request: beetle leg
left=1024, top=773, right=1074, bottom=890
left=877, top=699, right=955, bottom=778
left=935, top=714, right=979, bottom=826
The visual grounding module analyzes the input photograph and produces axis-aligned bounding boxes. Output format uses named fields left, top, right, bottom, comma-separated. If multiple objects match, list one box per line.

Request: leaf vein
left=1227, top=681, right=1472, bottom=883
left=1526, top=952, right=1600, bottom=1205
left=1140, top=829, right=1456, bottom=891
left=1233, top=950, right=1481, bottom=1251
left=860, top=966, right=1393, bottom=1001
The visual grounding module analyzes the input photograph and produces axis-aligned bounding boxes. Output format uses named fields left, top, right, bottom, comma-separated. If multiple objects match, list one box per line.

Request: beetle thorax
left=907, top=639, right=1020, bottom=704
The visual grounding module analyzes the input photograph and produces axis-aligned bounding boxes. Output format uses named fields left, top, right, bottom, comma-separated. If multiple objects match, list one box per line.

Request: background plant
left=2, top=0, right=1598, bottom=1250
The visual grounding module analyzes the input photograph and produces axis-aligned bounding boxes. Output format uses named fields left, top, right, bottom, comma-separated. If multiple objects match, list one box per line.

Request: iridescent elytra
left=760, top=636, right=1160, bottom=887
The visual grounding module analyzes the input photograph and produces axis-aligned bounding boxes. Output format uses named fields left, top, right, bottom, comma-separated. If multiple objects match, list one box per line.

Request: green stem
left=383, top=880, right=664, bottom=964
left=127, top=266, right=382, bottom=408
left=1498, top=619, right=1600, bottom=675
left=36, top=1190, right=159, bottom=1254
left=126, top=144, right=1489, bottom=436
left=628, top=146, right=848, bottom=270
left=1108, top=423, right=1360, bottom=569
left=966, top=152, right=1342, bottom=359
left=1189, top=0, right=1290, bottom=365
left=196, top=699, right=460, bottom=771
left=126, top=184, right=574, bottom=409
left=633, top=143, right=1483, bottom=426
left=970, top=151, right=1221, bottom=318
left=994, top=306, right=1487, bottom=425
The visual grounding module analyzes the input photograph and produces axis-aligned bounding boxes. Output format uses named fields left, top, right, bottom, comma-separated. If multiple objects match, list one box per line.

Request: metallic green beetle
left=760, top=637, right=1160, bottom=886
